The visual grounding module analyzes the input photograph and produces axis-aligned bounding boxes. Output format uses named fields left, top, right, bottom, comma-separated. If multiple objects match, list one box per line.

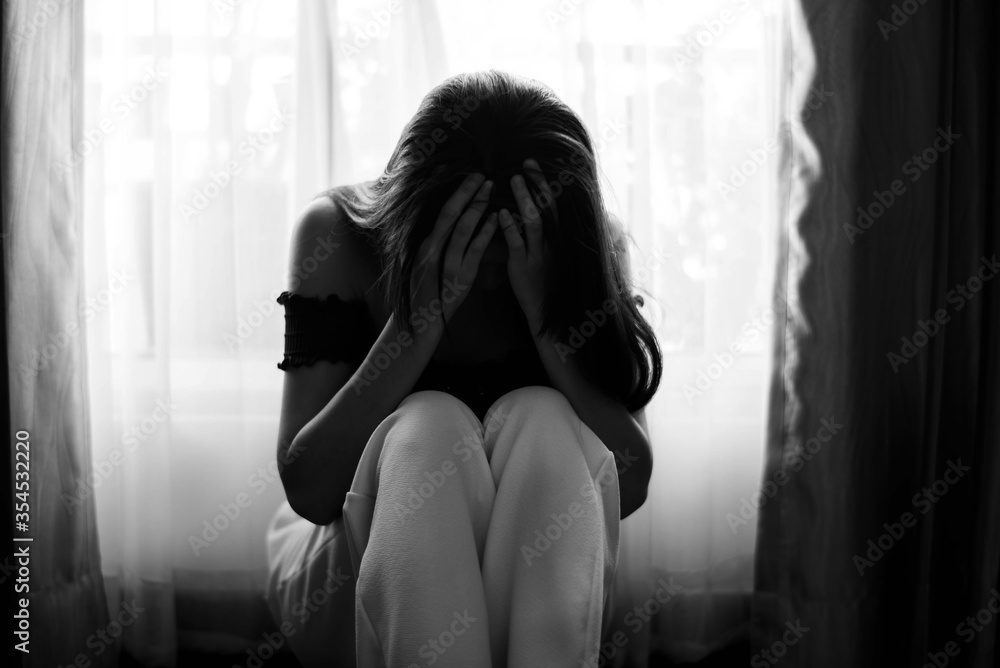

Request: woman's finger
left=511, top=173, right=544, bottom=256
left=445, top=179, right=492, bottom=274
left=498, top=208, right=525, bottom=256
left=524, top=158, right=559, bottom=225
left=509, top=174, right=540, bottom=224
left=422, top=172, right=486, bottom=261
left=523, top=158, right=556, bottom=211
left=461, top=212, right=498, bottom=275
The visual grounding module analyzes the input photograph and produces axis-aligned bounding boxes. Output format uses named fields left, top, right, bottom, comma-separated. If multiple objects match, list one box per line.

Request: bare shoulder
left=286, top=189, right=381, bottom=306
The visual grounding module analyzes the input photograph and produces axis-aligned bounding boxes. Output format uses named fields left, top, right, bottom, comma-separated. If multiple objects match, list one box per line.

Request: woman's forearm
left=280, top=174, right=498, bottom=525
left=531, top=328, right=653, bottom=519
left=282, top=314, right=443, bottom=524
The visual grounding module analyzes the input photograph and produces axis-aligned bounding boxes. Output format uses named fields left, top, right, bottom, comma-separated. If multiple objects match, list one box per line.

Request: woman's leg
left=479, top=386, right=621, bottom=668
left=264, top=501, right=358, bottom=667
left=348, top=390, right=496, bottom=668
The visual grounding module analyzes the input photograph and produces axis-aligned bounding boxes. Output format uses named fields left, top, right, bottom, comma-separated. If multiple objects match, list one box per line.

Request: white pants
left=265, top=386, right=620, bottom=667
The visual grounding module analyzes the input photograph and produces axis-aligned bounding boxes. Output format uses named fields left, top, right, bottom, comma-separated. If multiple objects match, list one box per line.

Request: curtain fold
left=82, top=1, right=303, bottom=663
left=754, top=0, right=1000, bottom=665
left=2, top=1, right=112, bottom=667
left=295, top=0, right=450, bottom=206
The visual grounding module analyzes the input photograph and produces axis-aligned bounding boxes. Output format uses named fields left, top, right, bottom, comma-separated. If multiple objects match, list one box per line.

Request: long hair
left=327, top=70, right=662, bottom=412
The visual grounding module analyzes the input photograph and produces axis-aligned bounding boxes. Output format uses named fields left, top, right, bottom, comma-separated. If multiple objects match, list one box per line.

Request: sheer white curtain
left=83, top=0, right=783, bottom=663
left=83, top=0, right=304, bottom=663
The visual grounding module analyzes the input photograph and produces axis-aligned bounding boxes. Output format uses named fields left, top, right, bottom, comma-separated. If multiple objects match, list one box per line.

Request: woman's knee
left=484, top=385, right=613, bottom=476
left=378, top=390, right=485, bottom=471
left=484, top=385, right=575, bottom=434
left=501, top=385, right=571, bottom=408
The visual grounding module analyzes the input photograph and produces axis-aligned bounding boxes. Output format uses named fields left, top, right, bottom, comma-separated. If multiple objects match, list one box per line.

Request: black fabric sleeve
left=275, top=291, right=379, bottom=371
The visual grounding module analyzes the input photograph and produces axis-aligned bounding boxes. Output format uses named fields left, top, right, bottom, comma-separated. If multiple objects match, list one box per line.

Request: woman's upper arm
left=632, top=408, right=649, bottom=441
left=276, top=197, right=366, bottom=459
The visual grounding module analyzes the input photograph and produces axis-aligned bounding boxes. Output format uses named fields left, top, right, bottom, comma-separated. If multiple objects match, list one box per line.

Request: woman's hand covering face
left=411, top=172, right=498, bottom=329
left=499, top=157, right=554, bottom=334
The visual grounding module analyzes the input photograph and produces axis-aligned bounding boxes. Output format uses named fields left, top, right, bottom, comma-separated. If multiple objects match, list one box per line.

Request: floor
left=139, top=640, right=752, bottom=667
left=651, top=640, right=751, bottom=667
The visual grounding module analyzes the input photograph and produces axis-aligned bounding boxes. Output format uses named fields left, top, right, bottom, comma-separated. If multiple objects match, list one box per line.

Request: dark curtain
left=2, top=1, right=113, bottom=667
left=754, top=0, right=1000, bottom=666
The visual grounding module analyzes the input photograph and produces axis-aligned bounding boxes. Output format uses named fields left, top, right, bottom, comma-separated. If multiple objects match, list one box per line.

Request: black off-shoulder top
left=275, top=290, right=550, bottom=420
left=276, top=291, right=378, bottom=369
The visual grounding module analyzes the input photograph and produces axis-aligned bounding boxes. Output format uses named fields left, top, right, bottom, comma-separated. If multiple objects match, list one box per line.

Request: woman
left=265, top=70, right=662, bottom=668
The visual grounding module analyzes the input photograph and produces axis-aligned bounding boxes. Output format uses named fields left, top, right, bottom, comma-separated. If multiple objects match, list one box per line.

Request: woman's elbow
left=620, top=480, right=649, bottom=519
left=282, top=470, right=341, bottom=525
left=286, top=491, right=340, bottom=525
left=278, top=437, right=341, bottom=525
left=620, top=447, right=652, bottom=519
